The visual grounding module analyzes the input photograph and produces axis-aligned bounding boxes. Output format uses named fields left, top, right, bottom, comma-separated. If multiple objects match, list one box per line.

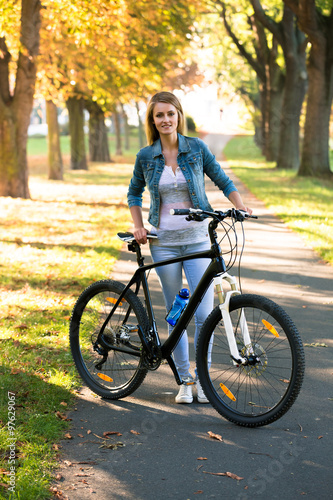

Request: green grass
left=27, top=129, right=143, bottom=163
left=0, top=161, right=134, bottom=499
left=224, top=135, right=333, bottom=265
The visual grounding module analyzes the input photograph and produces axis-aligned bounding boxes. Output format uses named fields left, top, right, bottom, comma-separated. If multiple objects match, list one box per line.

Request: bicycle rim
left=70, top=280, right=149, bottom=399
left=197, top=294, right=305, bottom=427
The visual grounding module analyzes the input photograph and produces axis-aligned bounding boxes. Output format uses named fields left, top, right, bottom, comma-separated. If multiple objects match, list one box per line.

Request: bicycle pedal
left=182, top=377, right=195, bottom=386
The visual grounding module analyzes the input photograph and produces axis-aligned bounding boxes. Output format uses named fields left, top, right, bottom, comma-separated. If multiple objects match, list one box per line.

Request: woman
left=127, top=91, right=252, bottom=404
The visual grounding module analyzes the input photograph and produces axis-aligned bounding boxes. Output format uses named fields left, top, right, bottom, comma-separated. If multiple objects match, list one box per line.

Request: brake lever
left=185, top=214, right=205, bottom=222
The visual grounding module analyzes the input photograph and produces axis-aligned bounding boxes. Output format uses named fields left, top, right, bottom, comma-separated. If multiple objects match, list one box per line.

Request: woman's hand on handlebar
left=133, top=227, right=148, bottom=245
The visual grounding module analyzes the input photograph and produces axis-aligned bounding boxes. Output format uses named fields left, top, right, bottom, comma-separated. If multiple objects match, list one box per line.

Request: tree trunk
left=112, top=107, right=122, bottom=156
left=277, top=9, right=307, bottom=170
left=263, top=38, right=284, bottom=162
left=0, top=0, right=42, bottom=198
left=46, top=99, right=63, bottom=180
left=277, top=67, right=307, bottom=170
left=121, top=104, right=130, bottom=150
left=136, top=102, right=144, bottom=148
left=67, top=97, right=88, bottom=170
left=283, top=0, right=333, bottom=177
left=298, top=41, right=333, bottom=177
left=87, top=101, right=111, bottom=162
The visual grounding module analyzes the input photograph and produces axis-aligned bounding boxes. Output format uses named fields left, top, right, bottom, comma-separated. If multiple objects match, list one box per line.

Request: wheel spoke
left=197, top=294, right=305, bottom=427
left=70, top=280, right=149, bottom=399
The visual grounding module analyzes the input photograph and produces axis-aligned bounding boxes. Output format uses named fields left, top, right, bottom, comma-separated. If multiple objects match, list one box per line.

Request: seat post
left=128, top=240, right=145, bottom=267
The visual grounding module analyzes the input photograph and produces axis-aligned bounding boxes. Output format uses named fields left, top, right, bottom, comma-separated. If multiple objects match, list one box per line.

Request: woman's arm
left=228, top=190, right=253, bottom=215
left=130, top=206, right=148, bottom=244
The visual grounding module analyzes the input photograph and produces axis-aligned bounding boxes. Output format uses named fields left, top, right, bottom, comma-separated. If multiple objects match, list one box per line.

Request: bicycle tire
left=70, top=279, right=149, bottom=399
left=196, top=294, right=305, bottom=427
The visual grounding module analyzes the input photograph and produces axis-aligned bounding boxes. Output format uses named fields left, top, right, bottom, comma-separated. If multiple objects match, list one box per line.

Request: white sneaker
left=196, top=380, right=209, bottom=404
left=175, top=384, right=193, bottom=404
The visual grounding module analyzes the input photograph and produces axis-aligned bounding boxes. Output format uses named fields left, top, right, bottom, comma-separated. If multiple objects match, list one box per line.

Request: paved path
left=55, top=135, right=333, bottom=499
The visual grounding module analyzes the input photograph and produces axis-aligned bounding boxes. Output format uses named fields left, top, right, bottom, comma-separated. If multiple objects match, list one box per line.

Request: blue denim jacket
left=127, top=134, right=237, bottom=227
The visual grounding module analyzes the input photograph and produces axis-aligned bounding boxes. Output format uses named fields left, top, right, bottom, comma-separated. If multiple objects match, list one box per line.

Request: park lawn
left=28, top=128, right=143, bottom=166
left=224, top=135, right=333, bottom=265
left=0, top=160, right=133, bottom=499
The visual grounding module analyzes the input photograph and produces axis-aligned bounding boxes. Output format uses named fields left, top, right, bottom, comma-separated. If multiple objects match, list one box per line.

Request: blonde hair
left=145, top=91, right=186, bottom=145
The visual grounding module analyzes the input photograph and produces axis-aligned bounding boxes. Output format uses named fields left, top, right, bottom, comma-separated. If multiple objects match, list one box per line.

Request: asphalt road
left=55, top=134, right=333, bottom=500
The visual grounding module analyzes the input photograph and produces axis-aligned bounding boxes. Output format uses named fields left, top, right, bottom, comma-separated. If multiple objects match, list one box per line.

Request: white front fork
left=213, top=274, right=250, bottom=365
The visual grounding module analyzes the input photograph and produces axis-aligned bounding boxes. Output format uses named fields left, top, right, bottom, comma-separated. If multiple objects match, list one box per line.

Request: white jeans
left=150, top=241, right=214, bottom=379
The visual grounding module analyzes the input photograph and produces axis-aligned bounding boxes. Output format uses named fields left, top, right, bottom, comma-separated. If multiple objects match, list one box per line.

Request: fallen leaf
left=318, top=436, right=323, bottom=439
left=103, top=431, right=122, bottom=437
left=130, top=430, right=140, bottom=435
left=56, top=411, right=72, bottom=421
left=0, top=482, right=8, bottom=489
left=63, top=460, right=72, bottom=466
left=93, top=433, right=105, bottom=439
left=55, top=473, right=63, bottom=480
left=60, top=402, right=67, bottom=407
left=99, top=442, right=124, bottom=450
left=15, top=324, right=28, bottom=330
left=207, top=431, right=223, bottom=441
left=64, top=433, right=72, bottom=440
left=87, top=430, right=92, bottom=434
left=197, top=457, right=208, bottom=460
left=77, top=434, right=84, bottom=438
left=194, top=491, right=203, bottom=494
left=203, top=471, right=243, bottom=480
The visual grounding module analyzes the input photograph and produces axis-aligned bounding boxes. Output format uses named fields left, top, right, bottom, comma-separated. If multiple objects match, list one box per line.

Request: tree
left=250, top=0, right=308, bottom=170
left=67, top=96, right=88, bottom=170
left=37, top=0, right=205, bottom=167
left=46, top=99, right=63, bottom=179
left=86, top=100, right=110, bottom=162
left=0, top=0, right=42, bottom=198
left=216, top=0, right=285, bottom=160
left=283, top=0, right=333, bottom=177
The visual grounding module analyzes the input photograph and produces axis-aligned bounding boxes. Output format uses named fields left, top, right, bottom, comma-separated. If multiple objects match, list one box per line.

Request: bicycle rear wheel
left=196, top=294, right=305, bottom=427
left=70, top=279, right=149, bottom=399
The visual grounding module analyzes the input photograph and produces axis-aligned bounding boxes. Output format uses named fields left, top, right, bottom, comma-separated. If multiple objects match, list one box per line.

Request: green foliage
left=224, top=136, right=333, bottom=264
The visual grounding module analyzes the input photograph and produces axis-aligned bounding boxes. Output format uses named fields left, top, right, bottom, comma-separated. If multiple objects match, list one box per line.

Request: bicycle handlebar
left=170, top=208, right=258, bottom=221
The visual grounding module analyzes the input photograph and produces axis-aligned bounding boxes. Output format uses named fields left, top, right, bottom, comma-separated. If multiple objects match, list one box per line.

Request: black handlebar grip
left=170, top=209, right=191, bottom=215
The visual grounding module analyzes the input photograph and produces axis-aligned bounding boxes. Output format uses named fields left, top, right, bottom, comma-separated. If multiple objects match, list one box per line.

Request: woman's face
left=152, top=102, right=179, bottom=138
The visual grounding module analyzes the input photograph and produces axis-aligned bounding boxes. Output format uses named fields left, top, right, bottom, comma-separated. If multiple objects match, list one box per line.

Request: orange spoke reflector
left=262, top=319, right=279, bottom=337
left=106, top=297, right=123, bottom=306
left=97, top=373, right=113, bottom=382
left=220, top=383, right=236, bottom=401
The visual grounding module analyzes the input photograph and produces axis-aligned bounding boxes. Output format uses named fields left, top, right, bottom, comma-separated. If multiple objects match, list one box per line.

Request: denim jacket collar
left=151, top=133, right=191, bottom=158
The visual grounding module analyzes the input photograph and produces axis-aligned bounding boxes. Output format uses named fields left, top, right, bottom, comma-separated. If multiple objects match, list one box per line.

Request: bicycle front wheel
left=197, top=294, right=305, bottom=427
left=70, top=279, right=149, bottom=399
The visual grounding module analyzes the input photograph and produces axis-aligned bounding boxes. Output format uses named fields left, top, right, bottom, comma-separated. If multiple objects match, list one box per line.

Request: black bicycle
left=70, top=208, right=305, bottom=427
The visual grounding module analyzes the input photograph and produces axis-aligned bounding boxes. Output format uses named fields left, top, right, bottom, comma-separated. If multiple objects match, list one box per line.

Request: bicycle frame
left=98, top=217, right=250, bottom=383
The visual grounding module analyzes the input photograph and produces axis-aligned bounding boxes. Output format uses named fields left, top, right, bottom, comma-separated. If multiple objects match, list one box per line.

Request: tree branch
left=215, top=0, right=266, bottom=81
left=250, top=0, right=282, bottom=42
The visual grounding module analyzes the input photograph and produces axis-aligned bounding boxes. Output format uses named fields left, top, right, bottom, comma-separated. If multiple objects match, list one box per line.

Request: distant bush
left=186, top=115, right=196, bottom=132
